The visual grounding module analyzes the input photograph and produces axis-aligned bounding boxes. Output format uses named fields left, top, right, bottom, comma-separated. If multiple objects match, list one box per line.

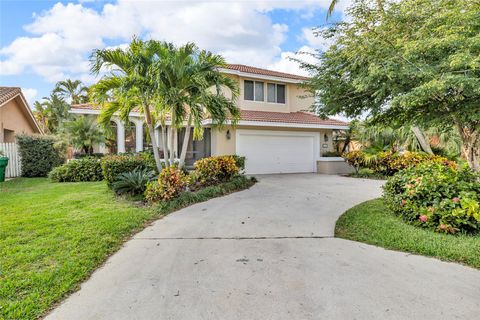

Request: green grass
left=0, top=176, right=255, bottom=319
left=335, top=198, right=480, bottom=269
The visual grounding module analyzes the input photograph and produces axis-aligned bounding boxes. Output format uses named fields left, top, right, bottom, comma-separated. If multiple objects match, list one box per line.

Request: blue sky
left=0, top=0, right=345, bottom=106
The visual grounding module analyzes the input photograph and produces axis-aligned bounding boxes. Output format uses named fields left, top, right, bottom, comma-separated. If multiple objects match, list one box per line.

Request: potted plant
left=0, top=150, right=9, bottom=182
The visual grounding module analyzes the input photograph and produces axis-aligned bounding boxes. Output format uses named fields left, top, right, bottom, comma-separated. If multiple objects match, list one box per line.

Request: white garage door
left=236, top=130, right=318, bottom=174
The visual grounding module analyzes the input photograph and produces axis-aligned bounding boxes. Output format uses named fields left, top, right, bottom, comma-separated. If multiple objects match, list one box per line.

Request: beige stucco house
left=0, top=87, right=43, bottom=142
left=71, top=65, right=349, bottom=174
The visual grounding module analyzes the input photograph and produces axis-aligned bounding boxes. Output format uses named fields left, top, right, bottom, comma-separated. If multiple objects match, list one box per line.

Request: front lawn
left=335, top=199, right=480, bottom=269
left=0, top=176, right=254, bottom=319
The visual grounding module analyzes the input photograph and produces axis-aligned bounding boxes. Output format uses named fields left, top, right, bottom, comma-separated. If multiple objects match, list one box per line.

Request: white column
left=114, top=118, right=125, bottom=153
left=132, top=118, right=144, bottom=152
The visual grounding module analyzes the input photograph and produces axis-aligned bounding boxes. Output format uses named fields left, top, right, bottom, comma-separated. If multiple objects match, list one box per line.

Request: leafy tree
left=64, top=116, right=104, bottom=154
left=152, top=43, right=239, bottom=167
left=303, top=0, right=480, bottom=171
left=54, top=79, right=89, bottom=104
left=90, top=37, right=166, bottom=171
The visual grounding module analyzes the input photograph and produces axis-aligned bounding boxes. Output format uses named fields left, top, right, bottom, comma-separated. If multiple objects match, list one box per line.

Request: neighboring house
left=0, top=87, right=43, bottom=142
left=71, top=64, right=349, bottom=174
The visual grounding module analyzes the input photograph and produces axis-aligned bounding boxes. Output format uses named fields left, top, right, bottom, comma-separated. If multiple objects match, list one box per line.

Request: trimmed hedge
left=101, top=153, right=157, bottom=185
left=49, top=158, right=103, bottom=182
left=17, top=135, right=65, bottom=177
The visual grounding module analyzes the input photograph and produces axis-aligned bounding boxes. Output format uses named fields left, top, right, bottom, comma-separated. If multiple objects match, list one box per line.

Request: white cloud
left=300, top=27, right=335, bottom=51
left=21, top=88, right=38, bottom=106
left=268, top=45, right=318, bottom=76
left=0, top=1, right=349, bottom=83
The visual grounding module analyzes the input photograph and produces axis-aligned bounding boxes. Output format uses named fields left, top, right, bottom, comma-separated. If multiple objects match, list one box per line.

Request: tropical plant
left=383, top=162, right=480, bottom=234
left=112, top=167, right=156, bottom=195
left=145, top=167, right=187, bottom=202
left=90, top=37, right=166, bottom=172
left=54, top=79, right=89, bottom=104
left=304, top=0, right=480, bottom=171
left=152, top=43, right=240, bottom=167
left=193, top=155, right=239, bottom=185
left=33, top=93, right=71, bottom=134
left=64, top=116, right=104, bottom=154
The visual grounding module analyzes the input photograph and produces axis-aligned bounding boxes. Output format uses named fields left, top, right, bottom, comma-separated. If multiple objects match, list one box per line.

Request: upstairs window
left=244, top=80, right=264, bottom=102
left=267, top=83, right=286, bottom=104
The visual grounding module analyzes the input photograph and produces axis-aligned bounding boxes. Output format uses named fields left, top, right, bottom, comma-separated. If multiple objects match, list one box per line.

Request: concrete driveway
left=47, top=174, right=480, bottom=320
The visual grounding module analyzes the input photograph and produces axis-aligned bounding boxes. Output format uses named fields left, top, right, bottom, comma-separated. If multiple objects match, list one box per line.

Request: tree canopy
left=302, top=0, right=480, bottom=170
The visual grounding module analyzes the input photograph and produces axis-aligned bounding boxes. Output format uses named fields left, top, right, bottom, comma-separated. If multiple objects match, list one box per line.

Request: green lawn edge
left=335, top=198, right=480, bottom=269
left=0, top=176, right=255, bottom=320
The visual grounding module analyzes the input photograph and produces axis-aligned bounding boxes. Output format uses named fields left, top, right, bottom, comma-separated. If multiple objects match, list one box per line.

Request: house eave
left=218, top=68, right=305, bottom=84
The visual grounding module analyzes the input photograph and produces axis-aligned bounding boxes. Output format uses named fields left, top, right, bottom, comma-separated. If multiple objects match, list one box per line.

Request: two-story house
left=70, top=64, right=348, bottom=174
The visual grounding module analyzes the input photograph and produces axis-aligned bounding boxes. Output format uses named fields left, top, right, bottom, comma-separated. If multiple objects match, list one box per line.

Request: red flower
left=401, top=199, right=406, bottom=206
left=419, top=215, right=428, bottom=222
left=452, top=197, right=460, bottom=203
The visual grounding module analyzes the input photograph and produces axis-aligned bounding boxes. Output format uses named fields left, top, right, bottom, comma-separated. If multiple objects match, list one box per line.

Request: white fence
left=0, top=143, right=21, bottom=178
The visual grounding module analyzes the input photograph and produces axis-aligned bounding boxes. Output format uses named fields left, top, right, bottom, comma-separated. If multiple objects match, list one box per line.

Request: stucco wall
left=224, top=75, right=314, bottom=113
left=0, top=97, right=37, bottom=142
left=211, top=125, right=334, bottom=157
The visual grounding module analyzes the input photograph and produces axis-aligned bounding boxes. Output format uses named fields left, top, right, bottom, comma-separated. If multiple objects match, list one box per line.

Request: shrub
left=383, top=163, right=480, bottom=234
left=17, top=135, right=65, bottom=177
left=49, top=158, right=103, bottom=182
left=101, top=153, right=157, bottom=185
left=194, top=155, right=239, bottom=185
left=145, top=167, right=187, bottom=202
left=342, top=150, right=365, bottom=174
left=343, top=150, right=455, bottom=176
left=73, top=152, right=104, bottom=159
left=232, top=155, right=246, bottom=172
left=112, top=168, right=156, bottom=196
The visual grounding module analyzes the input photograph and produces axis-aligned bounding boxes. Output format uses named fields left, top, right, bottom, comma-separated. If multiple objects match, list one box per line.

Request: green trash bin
left=0, top=156, right=9, bottom=182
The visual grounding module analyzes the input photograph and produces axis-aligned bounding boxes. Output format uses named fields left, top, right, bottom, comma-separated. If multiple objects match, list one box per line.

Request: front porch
left=104, top=117, right=211, bottom=167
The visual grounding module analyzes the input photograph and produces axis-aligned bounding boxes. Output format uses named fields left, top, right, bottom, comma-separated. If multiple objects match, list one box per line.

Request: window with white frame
left=244, top=80, right=264, bottom=101
left=244, top=80, right=286, bottom=104
left=267, top=83, right=286, bottom=104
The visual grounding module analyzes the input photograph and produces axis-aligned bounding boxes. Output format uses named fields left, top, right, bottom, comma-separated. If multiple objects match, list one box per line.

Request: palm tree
left=54, top=79, right=89, bottom=104
left=90, top=37, right=168, bottom=172
left=152, top=43, right=240, bottom=167
left=39, top=93, right=71, bottom=133
left=64, top=116, right=104, bottom=154
left=32, top=101, right=49, bottom=133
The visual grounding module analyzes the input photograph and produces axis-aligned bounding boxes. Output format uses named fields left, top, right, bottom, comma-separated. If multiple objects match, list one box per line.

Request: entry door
left=236, top=130, right=317, bottom=174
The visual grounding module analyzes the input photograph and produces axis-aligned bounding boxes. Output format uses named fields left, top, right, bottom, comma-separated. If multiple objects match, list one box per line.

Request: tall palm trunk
left=169, top=110, right=176, bottom=165
left=142, top=100, right=163, bottom=172
left=179, top=114, right=192, bottom=168
left=411, top=126, right=433, bottom=154
left=160, top=124, right=169, bottom=167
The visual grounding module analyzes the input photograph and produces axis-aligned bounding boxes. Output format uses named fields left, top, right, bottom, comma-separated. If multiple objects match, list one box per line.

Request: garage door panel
left=236, top=131, right=316, bottom=174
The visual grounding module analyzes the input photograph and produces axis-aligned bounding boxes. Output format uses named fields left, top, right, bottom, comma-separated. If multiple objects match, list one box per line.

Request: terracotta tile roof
left=0, top=87, right=21, bottom=105
left=239, top=110, right=347, bottom=126
left=71, top=103, right=142, bottom=112
left=225, top=64, right=309, bottom=81
left=71, top=104, right=347, bottom=127
left=71, top=103, right=102, bottom=110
